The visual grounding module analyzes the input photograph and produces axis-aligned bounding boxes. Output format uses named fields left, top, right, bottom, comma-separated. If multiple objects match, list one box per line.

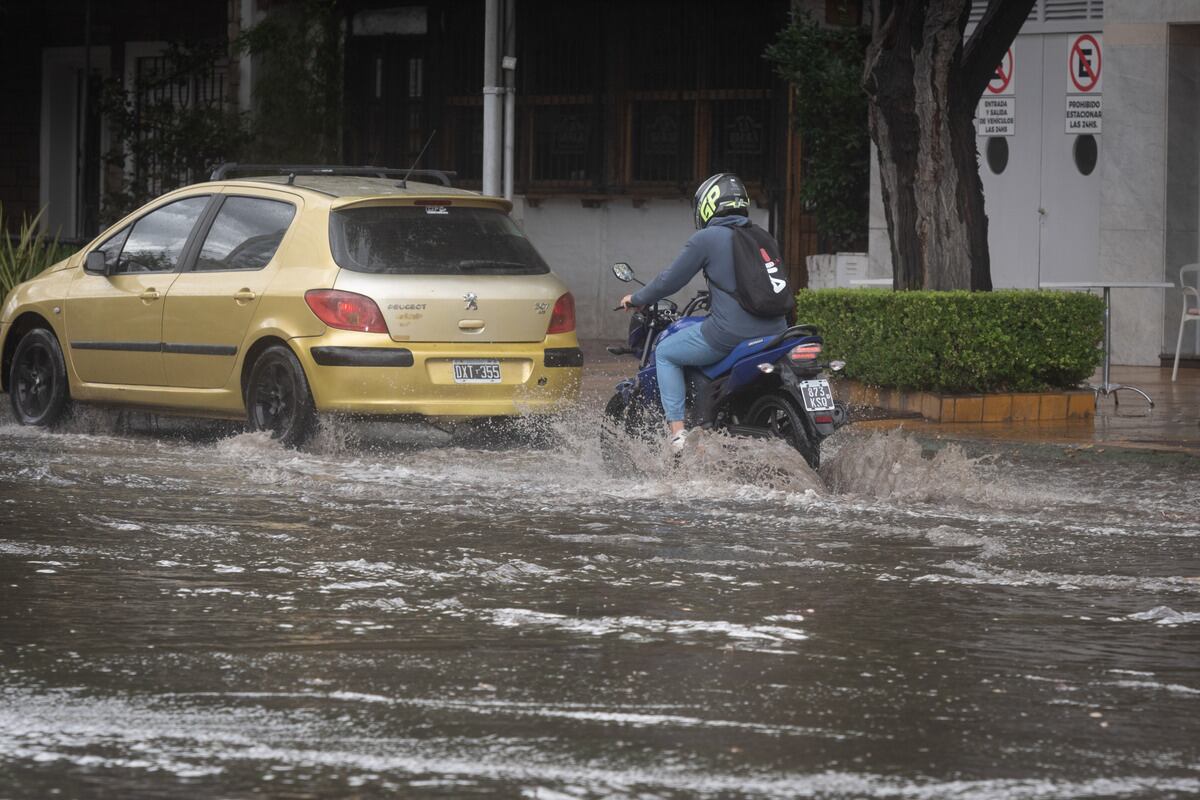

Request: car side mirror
left=84, top=251, right=108, bottom=276
left=611, top=262, right=634, bottom=283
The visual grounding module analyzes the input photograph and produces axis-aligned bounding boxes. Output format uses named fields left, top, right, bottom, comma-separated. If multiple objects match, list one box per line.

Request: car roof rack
left=209, top=163, right=456, bottom=187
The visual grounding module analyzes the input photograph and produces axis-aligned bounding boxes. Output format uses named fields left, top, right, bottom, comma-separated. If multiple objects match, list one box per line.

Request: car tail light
left=788, top=342, right=822, bottom=363
left=304, top=290, right=388, bottom=333
left=547, top=292, right=575, bottom=334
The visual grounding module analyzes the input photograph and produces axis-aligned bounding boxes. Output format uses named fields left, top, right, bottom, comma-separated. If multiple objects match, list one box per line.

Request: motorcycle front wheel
left=600, top=391, right=660, bottom=476
left=743, top=392, right=820, bottom=470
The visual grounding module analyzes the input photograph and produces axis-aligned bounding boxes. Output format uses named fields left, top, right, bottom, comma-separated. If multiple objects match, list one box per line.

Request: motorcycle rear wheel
left=743, top=392, right=820, bottom=470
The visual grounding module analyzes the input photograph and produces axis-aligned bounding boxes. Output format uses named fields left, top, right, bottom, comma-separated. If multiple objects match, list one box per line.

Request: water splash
left=820, top=428, right=987, bottom=502
left=189, top=408, right=1018, bottom=508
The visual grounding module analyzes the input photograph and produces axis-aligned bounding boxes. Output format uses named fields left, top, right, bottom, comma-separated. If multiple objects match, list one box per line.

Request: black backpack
left=720, top=223, right=794, bottom=318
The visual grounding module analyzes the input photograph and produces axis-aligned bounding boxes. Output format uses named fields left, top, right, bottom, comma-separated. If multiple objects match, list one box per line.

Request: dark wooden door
left=345, top=37, right=429, bottom=168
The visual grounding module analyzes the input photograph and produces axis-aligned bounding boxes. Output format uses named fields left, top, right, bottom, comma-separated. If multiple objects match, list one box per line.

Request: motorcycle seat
left=699, top=325, right=822, bottom=379
left=700, top=336, right=774, bottom=378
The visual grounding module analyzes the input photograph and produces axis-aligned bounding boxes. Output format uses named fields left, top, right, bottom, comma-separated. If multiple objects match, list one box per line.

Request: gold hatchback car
left=1, top=167, right=581, bottom=444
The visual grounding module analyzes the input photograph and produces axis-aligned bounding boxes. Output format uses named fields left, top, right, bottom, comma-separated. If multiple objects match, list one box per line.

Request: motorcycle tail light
left=788, top=342, right=822, bottom=363
left=304, top=289, right=388, bottom=333
left=814, top=414, right=834, bottom=424
left=547, top=292, right=576, bottom=334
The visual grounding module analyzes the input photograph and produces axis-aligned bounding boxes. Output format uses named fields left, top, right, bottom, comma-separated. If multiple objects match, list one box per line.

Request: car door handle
left=233, top=289, right=257, bottom=303
left=139, top=289, right=161, bottom=301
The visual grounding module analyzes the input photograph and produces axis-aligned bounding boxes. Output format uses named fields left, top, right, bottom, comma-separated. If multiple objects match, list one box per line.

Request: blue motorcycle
left=602, top=262, right=849, bottom=470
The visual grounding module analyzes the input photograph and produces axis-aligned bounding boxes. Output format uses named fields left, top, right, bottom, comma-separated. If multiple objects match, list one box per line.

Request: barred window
left=347, top=0, right=788, bottom=196
left=632, top=101, right=694, bottom=184
left=709, top=98, right=771, bottom=179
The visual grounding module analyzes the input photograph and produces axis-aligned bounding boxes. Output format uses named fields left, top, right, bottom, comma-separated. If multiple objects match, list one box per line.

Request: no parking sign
left=976, top=47, right=1015, bottom=136
left=1067, top=34, right=1102, bottom=93
left=988, top=48, right=1015, bottom=95
left=1065, top=33, right=1102, bottom=133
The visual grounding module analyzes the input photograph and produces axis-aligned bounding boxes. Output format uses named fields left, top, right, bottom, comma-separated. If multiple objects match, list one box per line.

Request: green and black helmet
left=693, top=173, right=750, bottom=229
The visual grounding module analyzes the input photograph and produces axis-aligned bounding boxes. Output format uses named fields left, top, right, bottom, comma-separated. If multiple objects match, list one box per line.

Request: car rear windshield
left=329, top=205, right=550, bottom=275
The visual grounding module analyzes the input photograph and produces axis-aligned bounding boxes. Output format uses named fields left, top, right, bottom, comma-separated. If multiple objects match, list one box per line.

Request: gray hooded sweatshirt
left=630, top=215, right=787, bottom=351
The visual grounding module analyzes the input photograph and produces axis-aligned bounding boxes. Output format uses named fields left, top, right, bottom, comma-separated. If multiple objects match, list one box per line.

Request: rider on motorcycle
left=619, top=173, right=790, bottom=449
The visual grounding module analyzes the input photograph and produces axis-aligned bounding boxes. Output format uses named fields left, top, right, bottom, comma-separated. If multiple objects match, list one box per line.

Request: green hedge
left=793, top=289, right=1105, bottom=393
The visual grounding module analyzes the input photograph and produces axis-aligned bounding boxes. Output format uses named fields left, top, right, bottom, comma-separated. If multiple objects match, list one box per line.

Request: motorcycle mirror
left=829, top=360, right=846, bottom=372
left=611, top=262, right=635, bottom=282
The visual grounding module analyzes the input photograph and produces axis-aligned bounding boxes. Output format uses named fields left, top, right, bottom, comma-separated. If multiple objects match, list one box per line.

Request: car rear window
left=329, top=205, right=549, bottom=275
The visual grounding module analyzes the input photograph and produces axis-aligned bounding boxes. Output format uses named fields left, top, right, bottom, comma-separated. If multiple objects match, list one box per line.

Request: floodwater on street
left=1, top=404, right=1198, bottom=799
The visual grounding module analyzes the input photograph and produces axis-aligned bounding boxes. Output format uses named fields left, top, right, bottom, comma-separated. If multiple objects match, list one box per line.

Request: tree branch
left=961, top=0, right=1037, bottom=104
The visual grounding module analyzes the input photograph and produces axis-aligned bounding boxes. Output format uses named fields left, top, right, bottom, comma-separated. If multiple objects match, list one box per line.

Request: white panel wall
left=1100, top=0, right=1200, bottom=364
left=1098, top=18, right=1169, bottom=364
left=975, top=35, right=1048, bottom=288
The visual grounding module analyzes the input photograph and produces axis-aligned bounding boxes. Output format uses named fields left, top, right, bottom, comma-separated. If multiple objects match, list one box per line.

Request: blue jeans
left=653, top=324, right=728, bottom=423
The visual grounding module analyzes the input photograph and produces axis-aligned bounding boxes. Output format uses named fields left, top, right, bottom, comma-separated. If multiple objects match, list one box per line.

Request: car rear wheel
left=9, top=328, right=71, bottom=427
left=743, top=392, right=820, bottom=470
left=246, top=345, right=316, bottom=447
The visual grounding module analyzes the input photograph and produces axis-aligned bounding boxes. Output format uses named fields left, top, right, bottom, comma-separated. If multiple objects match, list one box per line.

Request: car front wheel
left=245, top=345, right=316, bottom=447
left=9, top=328, right=71, bottom=427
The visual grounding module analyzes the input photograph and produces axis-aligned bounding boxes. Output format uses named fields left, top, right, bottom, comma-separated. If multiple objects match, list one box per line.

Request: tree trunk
left=865, top=0, right=1035, bottom=291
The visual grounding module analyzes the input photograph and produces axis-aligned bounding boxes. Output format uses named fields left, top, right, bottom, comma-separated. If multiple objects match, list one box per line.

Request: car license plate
left=799, top=379, right=834, bottom=412
left=453, top=359, right=502, bottom=383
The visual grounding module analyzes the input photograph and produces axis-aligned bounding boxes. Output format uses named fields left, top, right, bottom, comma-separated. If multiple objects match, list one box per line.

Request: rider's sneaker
left=670, top=429, right=689, bottom=452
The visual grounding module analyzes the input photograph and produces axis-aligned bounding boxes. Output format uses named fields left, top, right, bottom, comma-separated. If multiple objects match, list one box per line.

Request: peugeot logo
left=463, top=292, right=479, bottom=311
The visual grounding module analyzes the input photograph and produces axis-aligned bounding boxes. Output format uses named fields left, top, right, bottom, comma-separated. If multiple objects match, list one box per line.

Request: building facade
left=5, top=0, right=855, bottom=340
left=869, top=0, right=1200, bottom=368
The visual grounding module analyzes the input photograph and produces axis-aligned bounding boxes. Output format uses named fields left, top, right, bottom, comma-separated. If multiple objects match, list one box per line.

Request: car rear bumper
left=292, top=331, right=582, bottom=418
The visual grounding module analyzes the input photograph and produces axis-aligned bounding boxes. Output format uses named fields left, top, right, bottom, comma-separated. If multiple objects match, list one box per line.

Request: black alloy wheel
left=9, top=328, right=71, bottom=427
left=246, top=345, right=316, bottom=447
left=743, top=392, right=820, bottom=470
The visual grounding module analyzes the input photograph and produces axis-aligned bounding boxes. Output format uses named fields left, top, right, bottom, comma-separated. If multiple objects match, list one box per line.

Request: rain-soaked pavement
left=1, top=403, right=1198, bottom=799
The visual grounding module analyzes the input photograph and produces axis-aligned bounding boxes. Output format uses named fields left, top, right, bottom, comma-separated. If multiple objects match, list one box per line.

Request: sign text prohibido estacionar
left=1065, top=33, right=1102, bottom=134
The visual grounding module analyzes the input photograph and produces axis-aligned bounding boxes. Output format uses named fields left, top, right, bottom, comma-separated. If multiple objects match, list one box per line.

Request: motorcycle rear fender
left=722, top=336, right=821, bottom=394
left=812, top=419, right=836, bottom=437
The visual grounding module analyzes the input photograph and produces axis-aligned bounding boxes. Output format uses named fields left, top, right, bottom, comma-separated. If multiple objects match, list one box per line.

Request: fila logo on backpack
left=758, top=247, right=788, bottom=294
left=728, top=224, right=794, bottom=318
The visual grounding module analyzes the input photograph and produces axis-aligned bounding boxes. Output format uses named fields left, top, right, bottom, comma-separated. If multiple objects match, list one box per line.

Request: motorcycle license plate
left=453, top=359, right=502, bottom=383
left=799, top=379, right=834, bottom=412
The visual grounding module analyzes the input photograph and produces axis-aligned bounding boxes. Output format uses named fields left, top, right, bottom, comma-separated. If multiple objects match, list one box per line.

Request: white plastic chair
left=1173, top=263, right=1200, bottom=382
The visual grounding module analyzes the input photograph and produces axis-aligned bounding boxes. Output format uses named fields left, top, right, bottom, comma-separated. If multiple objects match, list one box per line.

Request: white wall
left=1097, top=17, right=1170, bottom=364
left=1165, top=25, right=1200, bottom=361
left=1098, top=0, right=1200, bottom=364
left=515, top=197, right=770, bottom=340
